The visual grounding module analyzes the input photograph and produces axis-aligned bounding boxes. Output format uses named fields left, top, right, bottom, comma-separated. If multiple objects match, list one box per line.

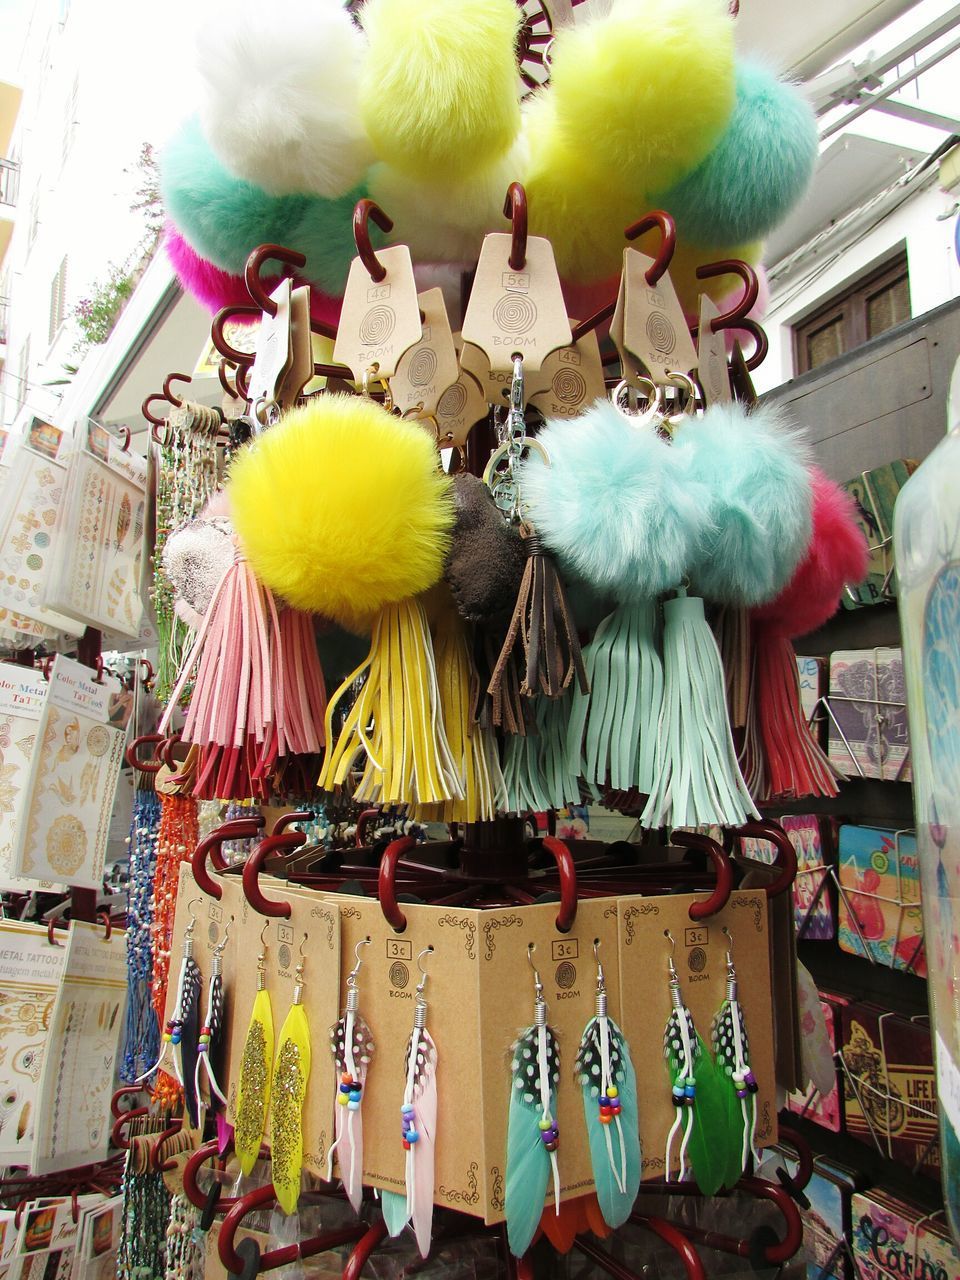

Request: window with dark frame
left=793, top=250, right=911, bottom=376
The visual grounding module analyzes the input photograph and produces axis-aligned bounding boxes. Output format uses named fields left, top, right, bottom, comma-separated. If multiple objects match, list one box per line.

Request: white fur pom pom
left=196, top=0, right=374, bottom=197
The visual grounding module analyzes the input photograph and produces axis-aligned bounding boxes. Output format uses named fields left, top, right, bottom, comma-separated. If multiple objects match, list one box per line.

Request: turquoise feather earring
left=505, top=943, right=561, bottom=1258
left=711, top=928, right=760, bottom=1184
left=576, top=940, right=640, bottom=1228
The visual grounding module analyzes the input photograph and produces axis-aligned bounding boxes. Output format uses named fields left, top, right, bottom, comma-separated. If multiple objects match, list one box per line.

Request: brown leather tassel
left=488, top=523, right=588, bottom=714
left=480, top=627, right=527, bottom=736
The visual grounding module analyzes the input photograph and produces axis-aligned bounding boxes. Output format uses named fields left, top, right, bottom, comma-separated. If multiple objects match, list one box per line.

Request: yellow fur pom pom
left=522, top=93, right=642, bottom=284
left=548, top=0, right=735, bottom=193
left=359, top=0, right=521, bottom=182
left=228, top=397, right=454, bottom=630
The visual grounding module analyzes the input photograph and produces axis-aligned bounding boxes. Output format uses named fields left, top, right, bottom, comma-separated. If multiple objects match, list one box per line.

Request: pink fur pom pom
left=752, top=466, right=868, bottom=639
left=163, top=223, right=344, bottom=331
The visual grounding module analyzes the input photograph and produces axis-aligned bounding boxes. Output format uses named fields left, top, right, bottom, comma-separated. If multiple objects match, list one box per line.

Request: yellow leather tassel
left=320, top=597, right=462, bottom=806
left=271, top=996, right=311, bottom=1215
left=234, top=987, right=273, bottom=1177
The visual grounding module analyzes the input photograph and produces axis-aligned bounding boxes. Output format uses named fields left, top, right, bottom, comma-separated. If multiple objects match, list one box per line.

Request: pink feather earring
left=381, top=947, right=438, bottom=1258
left=327, top=937, right=374, bottom=1214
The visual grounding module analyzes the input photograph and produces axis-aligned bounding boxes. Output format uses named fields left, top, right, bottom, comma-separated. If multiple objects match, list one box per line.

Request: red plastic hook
left=150, top=1118, right=183, bottom=1173
left=211, top=307, right=259, bottom=366
left=218, top=359, right=239, bottom=398
left=125, top=733, right=164, bottom=774
left=244, top=243, right=307, bottom=315
left=342, top=1221, right=390, bottom=1280
left=115, top=425, right=131, bottom=452
left=141, top=393, right=168, bottom=429
left=379, top=836, right=416, bottom=931
left=695, top=260, right=759, bottom=330
left=109, top=1088, right=150, bottom=1151
left=163, top=373, right=192, bottom=408
left=218, top=1183, right=365, bottom=1275
left=503, top=181, right=528, bottom=271
left=353, top=198, right=394, bottom=283
left=271, top=810, right=314, bottom=836
left=733, top=820, right=798, bottom=898
left=624, top=210, right=677, bottom=285
left=191, top=817, right=267, bottom=900
left=774, top=1124, right=815, bottom=1198
left=241, top=831, right=308, bottom=917
left=671, top=831, right=734, bottom=920
left=542, top=836, right=578, bottom=933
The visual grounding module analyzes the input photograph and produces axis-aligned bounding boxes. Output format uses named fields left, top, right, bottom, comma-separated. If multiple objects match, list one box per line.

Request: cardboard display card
left=12, top=655, right=132, bottom=889
left=616, top=891, right=777, bottom=1181
left=0, top=920, right=67, bottom=1162
left=0, top=663, right=63, bottom=894
left=31, top=920, right=127, bottom=1173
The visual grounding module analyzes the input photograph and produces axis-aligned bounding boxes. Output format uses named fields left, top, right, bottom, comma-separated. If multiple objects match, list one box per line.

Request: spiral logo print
left=278, top=943, right=291, bottom=971
left=646, top=311, right=677, bottom=355
left=389, top=961, right=410, bottom=990
left=552, top=368, right=586, bottom=406
left=555, top=961, right=577, bottom=990
left=408, top=348, right=438, bottom=387
left=438, top=382, right=467, bottom=417
left=493, top=293, right=537, bottom=335
left=359, top=305, right=397, bottom=346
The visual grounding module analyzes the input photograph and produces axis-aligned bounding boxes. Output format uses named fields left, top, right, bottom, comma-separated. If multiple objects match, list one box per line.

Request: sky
left=0, top=0, right=31, bottom=83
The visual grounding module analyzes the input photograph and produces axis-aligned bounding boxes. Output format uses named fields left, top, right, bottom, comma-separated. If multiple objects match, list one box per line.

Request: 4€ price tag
left=334, top=244, right=423, bottom=381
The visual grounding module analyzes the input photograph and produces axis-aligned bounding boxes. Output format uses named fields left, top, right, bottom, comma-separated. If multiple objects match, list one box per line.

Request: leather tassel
left=537, top=693, right=581, bottom=811
left=499, top=730, right=552, bottom=815
left=567, top=601, right=663, bottom=795
left=488, top=523, right=588, bottom=709
left=753, top=631, right=840, bottom=800
left=320, top=597, right=462, bottom=806
left=642, top=590, right=758, bottom=829
left=234, top=970, right=274, bottom=1177
left=271, top=953, right=311, bottom=1216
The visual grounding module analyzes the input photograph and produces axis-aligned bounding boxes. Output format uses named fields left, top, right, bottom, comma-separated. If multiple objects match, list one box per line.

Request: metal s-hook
left=347, top=936, right=372, bottom=986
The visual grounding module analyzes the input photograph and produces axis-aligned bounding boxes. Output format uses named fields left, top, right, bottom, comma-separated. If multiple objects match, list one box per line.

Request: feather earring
left=271, top=934, right=312, bottom=1216
left=137, top=897, right=202, bottom=1105
left=662, top=931, right=735, bottom=1196
left=711, top=929, right=760, bottom=1184
left=327, top=938, right=375, bottom=1214
left=505, top=943, right=561, bottom=1258
left=382, top=947, right=437, bottom=1258
left=576, top=941, right=640, bottom=1229
left=194, top=917, right=233, bottom=1122
left=234, top=923, right=274, bottom=1178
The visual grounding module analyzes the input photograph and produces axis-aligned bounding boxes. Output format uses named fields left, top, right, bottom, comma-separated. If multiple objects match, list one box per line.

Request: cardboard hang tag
left=247, top=279, right=294, bottom=413
left=391, top=288, right=460, bottom=419
left=696, top=294, right=732, bottom=406
left=333, top=244, right=423, bottom=381
left=434, top=370, right=490, bottom=450
left=528, top=327, right=606, bottom=419
left=622, top=248, right=699, bottom=385
left=461, top=233, right=572, bottom=374
left=275, top=285, right=315, bottom=409
left=609, top=271, right=647, bottom=386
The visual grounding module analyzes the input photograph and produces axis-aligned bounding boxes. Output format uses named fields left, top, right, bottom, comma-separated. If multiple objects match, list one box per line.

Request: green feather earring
left=711, top=927, right=760, bottom=1186
left=505, top=943, right=561, bottom=1258
left=576, top=941, right=640, bottom=1229
left=662, top=930, right=738, bottom=1195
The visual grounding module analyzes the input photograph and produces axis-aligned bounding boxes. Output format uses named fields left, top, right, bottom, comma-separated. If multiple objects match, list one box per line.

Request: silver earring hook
left=347, top=936, right=372, bottom=987
left=214, top=916, right=233, bottom=955
left=527, top=942, right=543, bottom=1002
left=185, top=897, right=203, bottom=934
left=259, top=920, right=269, bottom=950
left=664, top=929, right=679, bottom=980
left=593, top=938, right=605, bottom=991
left=416, top=946, right=434, bottom=995
left=299, top=933, right=309, bottom=960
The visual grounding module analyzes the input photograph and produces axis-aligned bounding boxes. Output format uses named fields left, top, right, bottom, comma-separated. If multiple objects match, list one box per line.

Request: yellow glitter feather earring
left=234, top=923, right=274, bottom=1177
left=271, top=934, right=312, bottom=1215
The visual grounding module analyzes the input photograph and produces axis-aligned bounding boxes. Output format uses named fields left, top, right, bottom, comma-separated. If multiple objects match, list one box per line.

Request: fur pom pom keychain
left=743, top=468, right=869, bottom=800
left=522, top=383, right=707, bottom=802
left=673, top=400, right=813, bottom=607
left=227, top=395, right=461, bottom=806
